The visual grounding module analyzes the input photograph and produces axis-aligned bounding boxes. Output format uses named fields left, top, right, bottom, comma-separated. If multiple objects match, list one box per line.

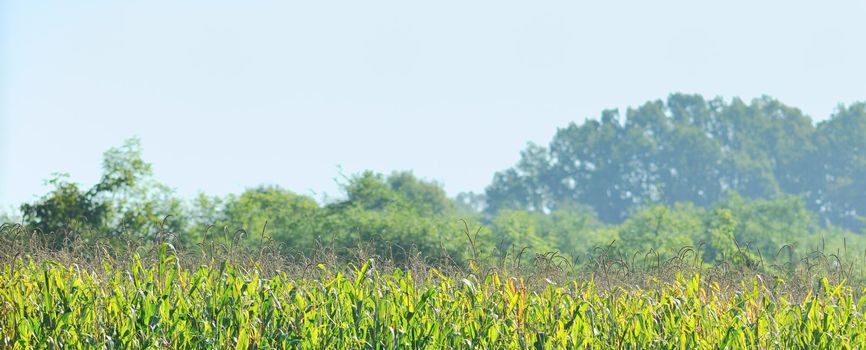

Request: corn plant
left=2, top=245, right=866, bottom=349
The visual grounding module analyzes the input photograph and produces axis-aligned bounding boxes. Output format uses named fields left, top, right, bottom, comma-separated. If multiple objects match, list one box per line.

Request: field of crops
left=1, top=243, right=865, bottom=349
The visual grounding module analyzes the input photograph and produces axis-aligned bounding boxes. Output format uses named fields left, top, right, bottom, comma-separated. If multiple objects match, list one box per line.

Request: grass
left=2, top=223, right=866, bottom=349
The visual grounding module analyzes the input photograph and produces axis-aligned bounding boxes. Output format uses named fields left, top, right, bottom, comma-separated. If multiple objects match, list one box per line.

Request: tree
left=220, top=186, right=320, bottom=250
left=611, top=204, right=704, bottom=259
left=20, top=174, right=111, bottom=248
left=455, top=192, right=486, bottom=214
left=487, top=209, right=555, bottom=254
left=386, top=171, right=456, bottom=216
left=543, top=204, right=602, bottom=256
left=810, top=103, right=866, bottom=231
left=484, top=93, right=865, bottom=232
left=20, top=138, right=185, bottom=248
left=703, top=208, right=738, bottom=263
left=321, top=171, right=465, bottom=260
left=716, top=193, right=819, bottom=261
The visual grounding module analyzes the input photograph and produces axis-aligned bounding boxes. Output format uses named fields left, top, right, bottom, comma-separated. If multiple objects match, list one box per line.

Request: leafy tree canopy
left=19, top=138, right=185, bottom=249
left=485, top=94, right=866, bottom=232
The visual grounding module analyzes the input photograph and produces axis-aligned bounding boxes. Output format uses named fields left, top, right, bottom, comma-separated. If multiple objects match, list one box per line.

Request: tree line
left=4, top=94, right=865, bottom=264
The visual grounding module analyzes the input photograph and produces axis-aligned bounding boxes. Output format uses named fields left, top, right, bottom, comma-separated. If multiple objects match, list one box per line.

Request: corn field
left=2, top=245, right=866, bottom=349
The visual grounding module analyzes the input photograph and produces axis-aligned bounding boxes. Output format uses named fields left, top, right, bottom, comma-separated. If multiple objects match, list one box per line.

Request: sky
left=2, top=0, right=865, bottom=210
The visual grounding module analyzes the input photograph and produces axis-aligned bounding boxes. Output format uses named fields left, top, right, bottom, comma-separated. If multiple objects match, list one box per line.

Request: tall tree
left=485, top=94, right=865, bottom=232
left=20, top=138, right=185, bottom=248
left=810, top=103, right=866, bottom=230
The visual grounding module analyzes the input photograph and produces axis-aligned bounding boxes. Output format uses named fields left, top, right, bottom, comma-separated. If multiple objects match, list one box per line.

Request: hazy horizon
left=3, top=0, right=865, bottom=209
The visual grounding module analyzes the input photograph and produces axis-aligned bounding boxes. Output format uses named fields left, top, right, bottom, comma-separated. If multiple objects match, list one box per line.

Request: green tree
left=611, top=204, right=705, bottom=259
left=810, top=103, right=866, bottom=231
left=319, top=171, right=465, bottom=260
left=220, top=186, right=320, bottom=250
left=20, top=175, right=111, bottom=248
left=487, top=209, right=554, bottom=254
left=20, top=138, right=185, bottom=248
left=703, top=208, right=738, bottom=263
left=716, top=193, right=818, bottom=261
left=485, top=93, right=865, bottom=233
left=543, top=204, right=602, bottom=256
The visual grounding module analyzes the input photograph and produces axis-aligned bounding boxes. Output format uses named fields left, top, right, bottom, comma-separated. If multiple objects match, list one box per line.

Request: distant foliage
left=18, top=138, right=185, bottom=249
left=5, top=94, right=866, bottom=263
left=485, top=94, right=866, bottom=231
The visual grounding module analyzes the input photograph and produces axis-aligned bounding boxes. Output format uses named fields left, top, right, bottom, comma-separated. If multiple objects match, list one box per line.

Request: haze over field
left=2, top=0, right=866, bottom=208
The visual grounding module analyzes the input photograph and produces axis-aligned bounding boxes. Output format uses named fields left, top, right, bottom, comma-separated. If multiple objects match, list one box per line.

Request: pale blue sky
left=2, top=0, right=865, bottom=209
